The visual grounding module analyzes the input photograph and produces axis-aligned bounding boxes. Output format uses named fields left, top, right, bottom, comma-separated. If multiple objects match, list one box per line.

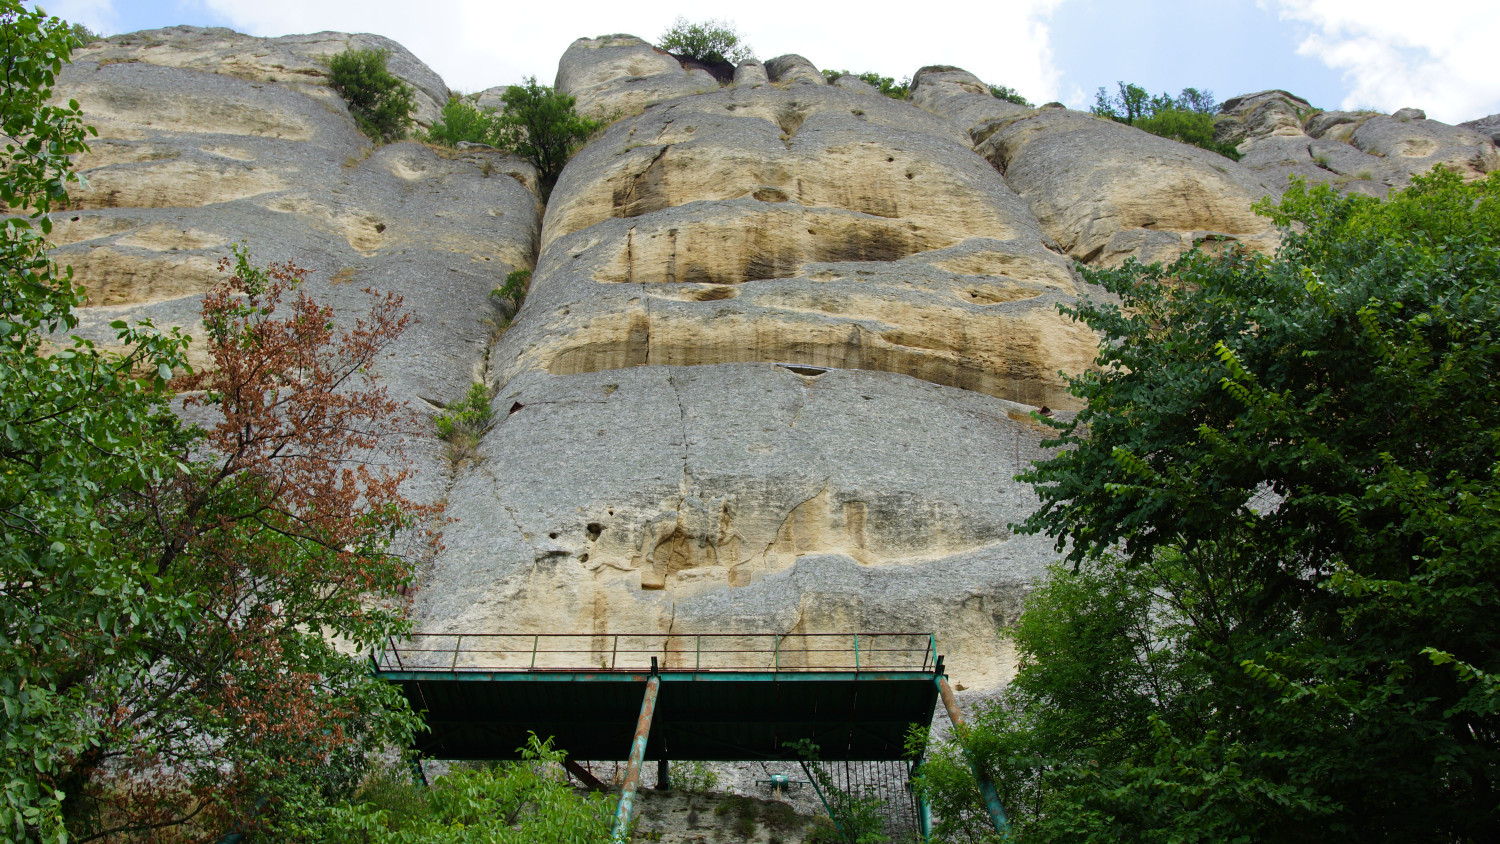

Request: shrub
left=658, top=17, right=754, bottom=65
left=303, top=734, right=614, bottom=842
left=989, top=84, right=1032, bottom=107
left=821, top=69, right=910, bottom=99
left=426, top=94, right=502, bottom=147
left=1133, top=108, right=1241, bottom=160
left=674, top=760, right=719, bottom=795
left=434, top=381, right=494, bottom=463
left=328, top=47, right=415, bottom=142
left=489, top=77, right=604, bottom=197
left=1092, top=81, right=1240, bottom=160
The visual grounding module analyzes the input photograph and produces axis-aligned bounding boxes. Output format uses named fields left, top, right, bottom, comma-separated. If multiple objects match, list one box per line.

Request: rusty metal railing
left=374, top=632, right=937, bottom=674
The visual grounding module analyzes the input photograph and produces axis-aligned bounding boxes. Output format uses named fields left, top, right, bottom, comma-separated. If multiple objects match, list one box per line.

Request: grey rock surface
left=733, top=60, right=769, bottom=88
left=976, top=107, right=1278, bottom=264
left=413, top=364, right=1053, bottom=690
left=1217, top=90, right=1499, bottom=194
left=909, top=65, right=1028, bottom=138
left=830, top=73, right=878, bottom=96
left=764, top=54, right=826, bottom=86
left=51, top=30, right=544, bottom=510
left=79, top=26, right=452, bottom=126
left=504, top=80, right=1096, bottom=411
left=554, top=34, right=719, bottom=120
left=1460, top=113, right=1500, bottom=144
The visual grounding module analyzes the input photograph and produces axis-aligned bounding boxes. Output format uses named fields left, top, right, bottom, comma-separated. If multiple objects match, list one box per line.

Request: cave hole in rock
left=548, top=532, right=559, bottom=540
left=780, top=363, right=830, bottom=377
left=586, top=523, right=604, bottom=541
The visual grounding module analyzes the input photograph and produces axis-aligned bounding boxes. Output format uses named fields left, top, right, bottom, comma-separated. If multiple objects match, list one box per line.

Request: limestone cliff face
left=46, top=28, right=1500, bottom=692
left=51, top=26, right=542, bottom=509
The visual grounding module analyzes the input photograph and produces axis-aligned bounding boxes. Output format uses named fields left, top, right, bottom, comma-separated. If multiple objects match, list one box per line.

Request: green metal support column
left=937, top=674, right=1010, bottom=838
left=798, top=760, right=850, bottom=842
left=911, top=758, right=934, bottom=841
left=611, top=669, right=662, bottom=842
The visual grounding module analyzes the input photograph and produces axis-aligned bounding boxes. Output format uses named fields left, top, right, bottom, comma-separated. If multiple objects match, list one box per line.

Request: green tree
left=2, top=7, right=434, bottom=838
left=920, top=169, right=1500, bottom=840
left=426, top=94, right=504, bottom=147
left=658, top=17, right=754, bottom=65
left=490, top=77, right=603, bottom=198
left=988, top=84, right=1032, bottom=108
left=328, top=47, right=416, bottom=143
left=1, top=6, right=179, bottom=838
left=1092, top=81, right=1239, bottom=160
left=821, top=69, right=910, bottom=99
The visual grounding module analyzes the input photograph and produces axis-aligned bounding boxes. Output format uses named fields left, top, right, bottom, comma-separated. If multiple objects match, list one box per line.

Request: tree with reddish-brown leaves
left=79, top=247, right=441, bottom=841
left=6, top=241, right=442, bottom=841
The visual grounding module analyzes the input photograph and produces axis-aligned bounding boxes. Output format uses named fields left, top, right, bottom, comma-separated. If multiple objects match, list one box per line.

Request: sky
left=39, top=0, right=1500, bottom=124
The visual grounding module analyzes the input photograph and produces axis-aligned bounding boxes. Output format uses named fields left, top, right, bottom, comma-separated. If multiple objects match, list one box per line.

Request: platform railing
left=374, top=632, right=937, bottom=674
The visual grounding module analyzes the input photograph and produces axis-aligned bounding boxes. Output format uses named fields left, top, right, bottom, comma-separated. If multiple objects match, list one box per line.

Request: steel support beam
left=564, top=758, right=608, bottom=791
left=937, top=675, right=1010, bottom=838
left=611, top=672, right=661, bottom=842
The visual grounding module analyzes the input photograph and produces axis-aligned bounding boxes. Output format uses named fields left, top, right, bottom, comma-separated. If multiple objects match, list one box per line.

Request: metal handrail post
left=451, top=635, right=461, bottom=672
left=696, top=635, right=701, bottom=671
left=853, top=633, right=860, bottom=671
left=530, top=634, right=539, bottom=670
left=611, top=634, right=619, bottom=670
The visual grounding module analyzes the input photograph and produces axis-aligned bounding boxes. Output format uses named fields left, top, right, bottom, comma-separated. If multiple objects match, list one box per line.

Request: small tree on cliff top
left=658, top=17, right=754, bottom=65
left=491, top=77, right=603, bottom=198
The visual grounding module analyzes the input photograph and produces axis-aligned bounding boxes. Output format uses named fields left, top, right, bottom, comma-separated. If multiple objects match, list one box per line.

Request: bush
left=989, top=84, right=1032, bottom=107
left=1092, top=81, right=1240, bottom=160
left=658, top=17, right=754, bottom=65
left=426, top=94, right=502, bottom=147
left=302, top=735, right=614, bottom=842
left=821, top=69, right=910, bottom=99
left=435, top=381, right=493, bottom=444
left=328, top=47, right=416, bottom=142
left=674, top=761, right=719, bottom=795
left=489, top=77, right=604, bottom=197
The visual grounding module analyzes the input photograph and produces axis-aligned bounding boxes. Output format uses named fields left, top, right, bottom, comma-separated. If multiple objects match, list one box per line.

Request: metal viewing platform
left=372, top=632, right=1010, bottom=841
left=373, top=632, right=940, bottom=761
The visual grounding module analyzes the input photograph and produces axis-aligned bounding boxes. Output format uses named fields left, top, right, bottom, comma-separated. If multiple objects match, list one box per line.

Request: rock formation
left=51, top=26, right=543, bottom=509
left=1217, top=90, right=1499, bottom=197
left=45, top=26, right=1500, bottom=692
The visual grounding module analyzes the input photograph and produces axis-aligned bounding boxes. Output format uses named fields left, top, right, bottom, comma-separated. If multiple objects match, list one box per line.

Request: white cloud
left=33, top=0, right=119, bottom=34
left=183, top=0, right=1067, bottom=103
left=1270, top=0, right=1500, bottom=123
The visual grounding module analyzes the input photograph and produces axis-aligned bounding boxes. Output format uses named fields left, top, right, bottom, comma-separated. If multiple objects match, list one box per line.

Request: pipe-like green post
left=611, top=670, right=661, bottom=842
left=937, top=675, right=1010, bottom=838
left=911, top=759, right=934, bottom=841
left=799, top=759, right=849, bottom=842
